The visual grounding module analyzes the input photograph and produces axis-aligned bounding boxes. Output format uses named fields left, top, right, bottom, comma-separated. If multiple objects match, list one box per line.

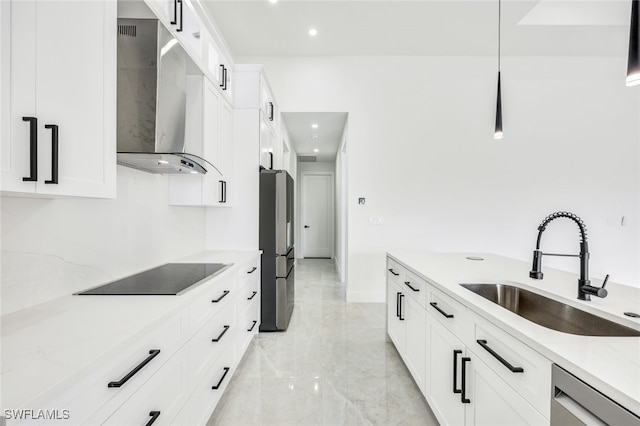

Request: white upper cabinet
left=1, top=0, right=116, bottom=199
left=169, top=76, right=233, bottom=206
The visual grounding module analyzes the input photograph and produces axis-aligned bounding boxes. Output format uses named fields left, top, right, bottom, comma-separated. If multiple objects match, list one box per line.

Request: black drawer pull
left=212, top=367, right=230, bottom=389
left=476, top=339, right=524, bottom=373
left=44, top=124, right=58, bottom=184
left=404, top=281, right=419, bottom=292
left=247, top=267, right=257, bottom=274
left=399, top=294, right=405, bottom=321
left=248, top=320, right=257, bottom=332
left=212, top=325, right=230, bottom=342
left=170, top=0, right=177, bottom=25
left=108, top=349, right=160, bottom=388
left=269, top=152, right=273, bottom=170
left=453, top=349, right=462, bottom=394
left=461, top=357, right=471, bottom=403
left=248, top=291, right=257, bottom=300
left=388, top=268, right=399, bottom=276
left=22, top=117, right=37, bottom=182
left=430, top=302, right=454, bottom=318
left=268, top=102, right=274, bottom=121
left=212, top=290, right=230, bottom=303
left=146, top=411, right=161, bottom=426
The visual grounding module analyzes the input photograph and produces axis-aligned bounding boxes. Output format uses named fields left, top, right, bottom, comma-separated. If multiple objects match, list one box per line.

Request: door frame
left=300, top=171, right=335, bottom=259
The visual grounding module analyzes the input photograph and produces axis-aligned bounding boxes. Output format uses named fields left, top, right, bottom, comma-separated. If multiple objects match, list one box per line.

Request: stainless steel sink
left=460, top=283, right=640, bottom=337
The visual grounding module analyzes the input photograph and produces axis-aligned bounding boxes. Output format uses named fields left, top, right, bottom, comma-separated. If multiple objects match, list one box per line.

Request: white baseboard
left=346, top=290, right=385, bottom=303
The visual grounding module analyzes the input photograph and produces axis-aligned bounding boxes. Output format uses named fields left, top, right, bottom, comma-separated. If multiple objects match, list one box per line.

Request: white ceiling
left=202, top=0, right=632, bottom=57
left=282, top=112, right=348, bottom=162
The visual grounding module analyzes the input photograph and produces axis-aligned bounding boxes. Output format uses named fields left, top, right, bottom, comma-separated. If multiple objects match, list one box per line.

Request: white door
left=301, top=173, right=333, bottom=258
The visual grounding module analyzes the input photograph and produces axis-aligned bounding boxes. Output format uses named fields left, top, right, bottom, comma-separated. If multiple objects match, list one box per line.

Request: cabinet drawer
left=402, top=271, right=428, bottom=308
left=237, top=258, right=260, bottom=289
left=30, top=314, right=183, bottom=426
left=189, top=274, right=236, bottom=335
left=471, top=313, right=552, bottom=418
left=238, top=274, right=260, bottom=312
left=187, top=300, right=236, bottom=386
left=428, top=286, right=469, bottom=341
left=103, top=351, right=184, bottom=426
left=237, top=297, right=260, bottom=360
left=387, top=258, right=403, bottom=283
left=185, top=343, right=236, bottom=425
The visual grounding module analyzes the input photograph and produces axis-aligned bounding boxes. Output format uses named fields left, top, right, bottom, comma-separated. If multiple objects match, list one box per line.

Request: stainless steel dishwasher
left=551, top=364, right=640, bottom=426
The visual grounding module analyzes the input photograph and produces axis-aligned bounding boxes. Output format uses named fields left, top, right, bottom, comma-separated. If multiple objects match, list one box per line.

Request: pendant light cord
left=498, top=0, right=501, bottom=72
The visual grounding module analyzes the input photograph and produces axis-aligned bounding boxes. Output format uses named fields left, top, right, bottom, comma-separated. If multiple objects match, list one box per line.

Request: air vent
left=298, top=156, right=317, bottom=163
left=118, top=25, right=137, bottom=37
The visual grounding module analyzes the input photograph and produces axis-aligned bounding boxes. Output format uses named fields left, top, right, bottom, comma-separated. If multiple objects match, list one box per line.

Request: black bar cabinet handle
left=219, top=65, right=225, bottom=88
left=248, top=291, right=258, bottom=300
left=396, top=292, right=400, bottom=318
left=388, top=268, right=399, bottom=276
left=269, top=102, right=274, bottom=121
left=108, top=349, right=160, bottom=388
left=223, top=67, right=228, bottom=90
left=269, top=152, right=274, bottom=170
left=248, top=320, right=257, bottom=332
left=177, top=0, right=183, bottom=32
left=212, top=325, right=230, bottom=342
left=212, top=367, right=230, bottom=390
left=476, top=339, right=524, bottom=373
left=223, top=181, right=227, bottom=203
left=453, top=349, right=462, bottom=394
left=211, top=290, right=230, bottom=303
left=218, top=180, right=224, bottom=203
left=461, top=357, right=471, bottom=403
left=430, top=302, right=454, bottom=319
left=171, top=0, right=178, bottom=24
left=44, top=124, right=58, bottom=184
left=22, top=117, right=37, bottom=182
left=399, top=294, right=405, bottom=321
left=248, top=267, right=257, bottom=274
left=404, top=281, right=419, bottom=292
left=146, top=411, right=161, bottom=426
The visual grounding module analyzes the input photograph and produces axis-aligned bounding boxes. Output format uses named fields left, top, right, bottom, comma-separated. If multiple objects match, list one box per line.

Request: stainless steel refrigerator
left=259, top=169, right=295, bottom=331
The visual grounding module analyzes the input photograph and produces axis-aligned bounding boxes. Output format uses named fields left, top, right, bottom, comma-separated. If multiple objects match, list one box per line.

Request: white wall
left=1, top=166, right=207, bottom=314
left=239, top=55, right=640, bottom=301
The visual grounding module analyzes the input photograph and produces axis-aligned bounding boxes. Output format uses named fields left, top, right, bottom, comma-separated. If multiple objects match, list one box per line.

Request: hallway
left=208, top=259, right=438, bottom=425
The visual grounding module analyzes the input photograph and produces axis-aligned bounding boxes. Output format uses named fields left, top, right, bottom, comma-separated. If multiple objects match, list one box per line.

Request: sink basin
left=460, top=283, right=640, bottom=337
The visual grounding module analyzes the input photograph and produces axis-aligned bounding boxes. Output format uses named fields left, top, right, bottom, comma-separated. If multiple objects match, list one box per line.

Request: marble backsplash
left=1, top=166, right=206, bottom=315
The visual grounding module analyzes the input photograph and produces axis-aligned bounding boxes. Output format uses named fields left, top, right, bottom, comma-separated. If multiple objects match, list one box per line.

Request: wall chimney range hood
left=116, top=18, right=207, bottom=175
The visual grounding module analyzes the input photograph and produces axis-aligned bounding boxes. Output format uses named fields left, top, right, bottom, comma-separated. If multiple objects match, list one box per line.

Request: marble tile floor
left=207, top=259, right=438, bottom=426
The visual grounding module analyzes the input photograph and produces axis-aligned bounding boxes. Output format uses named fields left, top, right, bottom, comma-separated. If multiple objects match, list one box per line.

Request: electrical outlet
left=369, top=216, right=384, bottom=225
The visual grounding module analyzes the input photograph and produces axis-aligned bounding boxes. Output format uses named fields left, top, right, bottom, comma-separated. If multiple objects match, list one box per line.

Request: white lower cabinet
left=387, top=254, right=551, bottom=426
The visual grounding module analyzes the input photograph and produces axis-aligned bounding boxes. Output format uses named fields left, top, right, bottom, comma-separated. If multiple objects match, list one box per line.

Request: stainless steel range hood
left=116, top=18, right=207, bottom=175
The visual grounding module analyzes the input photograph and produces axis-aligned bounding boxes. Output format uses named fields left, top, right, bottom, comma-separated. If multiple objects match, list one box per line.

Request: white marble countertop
left=1, top=250, right=260, bottom=411
left=387, top=251, right=640, bottom=417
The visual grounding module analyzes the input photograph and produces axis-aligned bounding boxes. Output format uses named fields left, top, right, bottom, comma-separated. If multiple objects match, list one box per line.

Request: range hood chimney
left=116, top=18, right=207, bottom=174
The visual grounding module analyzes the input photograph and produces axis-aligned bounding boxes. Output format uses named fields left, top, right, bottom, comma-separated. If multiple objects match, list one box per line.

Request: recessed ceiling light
left=308, top=28, right=318, bottom=37
left=311, top=123, right=318, bottom=129
left=313, top=148, right=319, bottom=153
left=268, top=0, right=278, bottom=3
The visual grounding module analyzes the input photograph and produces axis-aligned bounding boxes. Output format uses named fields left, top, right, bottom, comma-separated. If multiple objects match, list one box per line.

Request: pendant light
left=494, top=0, right=504, bottom=139
left=627, top=0, right=640, bottom=86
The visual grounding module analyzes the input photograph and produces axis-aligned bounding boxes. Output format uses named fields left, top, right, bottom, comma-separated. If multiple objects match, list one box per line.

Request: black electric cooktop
left=76, top=263, right=231, bottom=295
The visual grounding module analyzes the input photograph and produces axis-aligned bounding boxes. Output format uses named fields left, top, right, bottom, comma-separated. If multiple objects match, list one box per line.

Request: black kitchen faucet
left=529, top=211, right=608, bottom=301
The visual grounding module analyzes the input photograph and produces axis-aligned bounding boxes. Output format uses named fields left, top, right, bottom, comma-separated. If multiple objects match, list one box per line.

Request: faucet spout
left=529, top=211, right=607, bottom=301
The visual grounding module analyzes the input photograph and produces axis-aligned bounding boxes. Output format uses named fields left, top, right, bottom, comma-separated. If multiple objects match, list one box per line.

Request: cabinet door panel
left=386, top=282, right=405, bottom=350
left=404, top=295, right=426, bottom=395
left=427, top=313, right=465, bottom=426
left=2, top=0, right=37, bottom=194
left=466, top=350, right=549, bottom=426
left=36, top=1, right=114, bottom=197
left=218, top=99, right=232, bottom=178
left=202, top=79, right=221, bottom=205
